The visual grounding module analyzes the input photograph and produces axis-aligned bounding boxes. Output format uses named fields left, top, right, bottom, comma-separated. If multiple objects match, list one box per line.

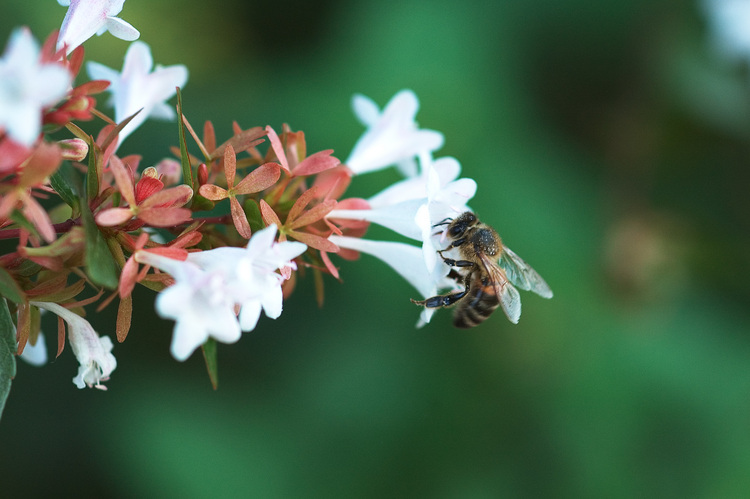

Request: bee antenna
left=432, top=217, right=452, bottom=228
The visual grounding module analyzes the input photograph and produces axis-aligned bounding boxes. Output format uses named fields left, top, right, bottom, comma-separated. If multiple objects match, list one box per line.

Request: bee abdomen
left=453, top=286, right=500, bottom=329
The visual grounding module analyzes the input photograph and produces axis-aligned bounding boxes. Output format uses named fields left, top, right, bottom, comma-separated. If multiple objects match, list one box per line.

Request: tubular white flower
left=134, top=252, right=241, bottom=361
left=186, top=225, right=307, bottom=332
left=0, top=28, right=72, bottom=146
left=31, top=301, right=116, bottom=390
left=136, top=225, right=306, bottom=360
left=346, top=90, right=444, bottom=176
left=329, top=235, right=456, bottom=327
left=56, top=0, right=140, bottom=54
left=87, top=41, right=188, bottom=147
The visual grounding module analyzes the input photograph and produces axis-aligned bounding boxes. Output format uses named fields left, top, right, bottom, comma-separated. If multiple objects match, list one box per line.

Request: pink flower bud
left=198, top=163, right=208, bottom=186
left=154, top=158, right=181, bottom=186
left=58, top=138, right=89, bottom=161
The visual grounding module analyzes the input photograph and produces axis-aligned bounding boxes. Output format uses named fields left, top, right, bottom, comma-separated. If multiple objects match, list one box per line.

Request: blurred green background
left=3, top=0, right=750, bottom=497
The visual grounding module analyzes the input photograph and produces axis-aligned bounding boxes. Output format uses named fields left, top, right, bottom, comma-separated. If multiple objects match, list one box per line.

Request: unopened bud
left=58, top=138, right=88, bottom=162
left=154, top=158, right=181, bottom=186
left=198, top=163, right=208, bottom=186
left=141, top=166, right=159, bottom=179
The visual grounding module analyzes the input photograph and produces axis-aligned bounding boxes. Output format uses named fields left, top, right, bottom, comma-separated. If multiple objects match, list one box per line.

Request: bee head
left=447, top=211, right=477, bottom=239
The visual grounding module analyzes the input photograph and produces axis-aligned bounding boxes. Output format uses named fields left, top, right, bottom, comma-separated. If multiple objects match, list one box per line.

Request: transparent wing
left=498, top=246, right=553, bottom=298
left=499, top=279, right=521, bottom=324
left=479, top=253, right=521, bottom=324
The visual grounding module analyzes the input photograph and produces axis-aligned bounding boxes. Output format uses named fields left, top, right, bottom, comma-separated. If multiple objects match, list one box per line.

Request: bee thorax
left=469, top=227, right=501, bottom=258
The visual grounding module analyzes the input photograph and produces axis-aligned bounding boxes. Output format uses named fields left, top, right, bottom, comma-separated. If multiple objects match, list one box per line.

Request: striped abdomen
left=453, top=274, right=500, bottom=329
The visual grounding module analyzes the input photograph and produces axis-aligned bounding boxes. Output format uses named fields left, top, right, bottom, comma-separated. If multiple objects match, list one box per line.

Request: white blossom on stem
left=87, top=41, right=188, bottom=146
left=56, top=0, right=140, bottom=54
left=0, top=28, right=72, bottom=146
left=346, top=90, right=444, bottom=176
left=133, top=252, right=241, bottom=362
left=186, top=225, right=307, bottom=332
left=31, top=301, right=116, bottom=390
left=135, top=225, right=306, bottom=361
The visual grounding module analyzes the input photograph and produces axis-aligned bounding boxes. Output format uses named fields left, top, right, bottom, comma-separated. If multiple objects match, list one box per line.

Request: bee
left=412, top=212, right=553, bottom=328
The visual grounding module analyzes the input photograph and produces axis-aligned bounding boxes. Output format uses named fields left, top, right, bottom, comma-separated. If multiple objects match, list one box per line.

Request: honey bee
left=412, top=212, right=553, bottom=328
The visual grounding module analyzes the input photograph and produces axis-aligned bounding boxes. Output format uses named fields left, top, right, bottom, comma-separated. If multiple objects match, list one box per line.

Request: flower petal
left=104, top=15, right=140, bottom=41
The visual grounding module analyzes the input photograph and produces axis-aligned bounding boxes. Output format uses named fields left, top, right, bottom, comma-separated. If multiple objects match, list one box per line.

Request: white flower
left=31, top=301, right=116, bottom=390
left=702, top=0, right=750, bottom=62
left=56, top=0, right=140, bottom=54
left=328, top=154, right=476, bottom=277
left=135, top=225, right=306, bottom=360
left=87, top=41, right=188, bottom=146
left=19, top=332, right=48, bottom=367
left=328, top=235, right=455, bottom=327
left=346, top=90, right=444, bottom=176
left=186, top=225, right=307, bottom=332
left=0, top=28, right=72, bottom=146
left=134, top=252, right=241, bottom=361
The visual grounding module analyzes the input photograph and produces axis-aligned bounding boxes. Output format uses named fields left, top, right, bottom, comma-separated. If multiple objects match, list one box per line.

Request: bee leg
left=411, top=273, right=472, bottom=308
left=437, top=249, right=476, bottom=269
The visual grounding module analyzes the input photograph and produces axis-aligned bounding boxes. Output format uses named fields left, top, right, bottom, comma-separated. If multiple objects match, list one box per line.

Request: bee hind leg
left=411, top=272, right=472, bottom=308
left=411, top=289, right=468, bottom=308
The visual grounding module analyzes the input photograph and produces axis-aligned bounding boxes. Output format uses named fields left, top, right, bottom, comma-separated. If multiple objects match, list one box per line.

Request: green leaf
left=80, top=200, right=118, bottom=289
left=201, top=338, right=219, bottom=390
left=0, top=298, right=17, bottom=421
left=0, top=266, right=25, bottom=304
left=50, top=162, right=81, bottom=212
left=176, top=88, right=195, bottom=193
left=244, top=198, right=264, bottom=233
left=86, top=136, right=99, bottom=201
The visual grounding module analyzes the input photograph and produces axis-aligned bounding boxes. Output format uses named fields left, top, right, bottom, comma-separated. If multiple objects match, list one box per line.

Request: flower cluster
left=0, top=1, right=551, bottom=408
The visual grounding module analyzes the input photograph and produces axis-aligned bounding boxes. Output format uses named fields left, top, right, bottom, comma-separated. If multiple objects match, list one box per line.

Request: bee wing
left=499, top=246, right=553, bottom=299
left=479, top=253, right=522, bottom=324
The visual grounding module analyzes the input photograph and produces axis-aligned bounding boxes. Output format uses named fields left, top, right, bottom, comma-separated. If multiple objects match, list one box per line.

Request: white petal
left=86, top=60, right=120, bottom=85
left=367, top=175, right=426, bottom=208
left=328, top=199, right=425, bottom=241
left=147, top=101, right=176, bottom=120
left=329, top=236, right=437, bottom=298
left=351, top=93, right=380, bottom=127
left=261, top=285, right=283, bottom=319
left=144, top=65, right=189, bottom=101
left=170, top=318, right=208, bottom=361
left=379, top=89, right=419, bottom=126
left=246, top=224, right=278, bottom=254
left=5, top=102, right=42, bottom=146
left=104, top=16, right=140, bottom=41
left=122, top=41, right=153, bottom=77
left=239, top=300, right=262, bottom=332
